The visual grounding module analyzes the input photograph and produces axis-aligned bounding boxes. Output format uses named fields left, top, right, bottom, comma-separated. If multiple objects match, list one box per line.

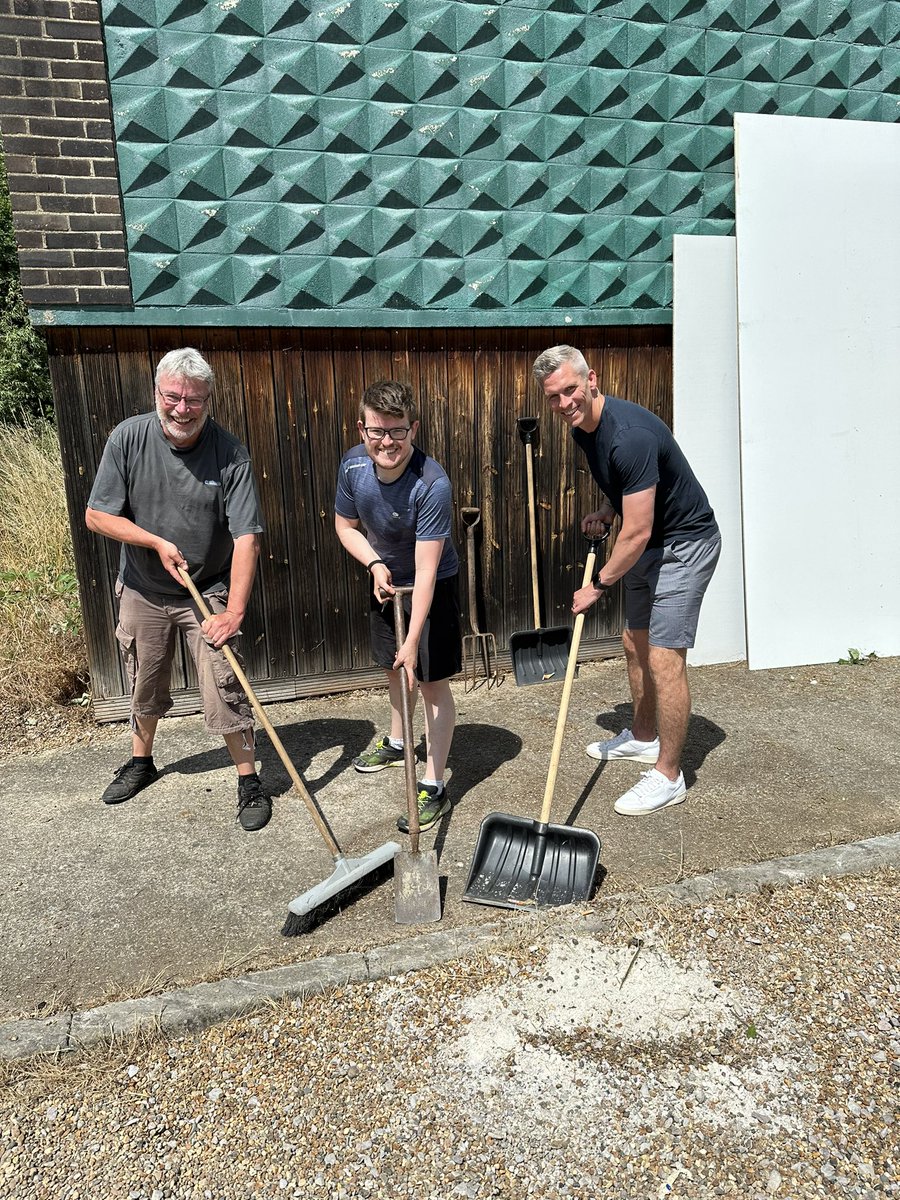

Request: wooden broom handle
left=524, top=440, right=541, bottom=628
left=539, top=543, right=600, bottom=825
left=177, top=567, right=342, bottom=859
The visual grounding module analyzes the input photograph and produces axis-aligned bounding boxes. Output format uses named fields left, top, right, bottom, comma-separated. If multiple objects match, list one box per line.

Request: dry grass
left=0, top=422, right=88, bottom=715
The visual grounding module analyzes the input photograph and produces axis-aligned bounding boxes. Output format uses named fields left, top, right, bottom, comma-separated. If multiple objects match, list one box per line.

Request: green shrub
left=0, top=279, right=53, bottom=423
left=0, top=148, right=53, bottom=425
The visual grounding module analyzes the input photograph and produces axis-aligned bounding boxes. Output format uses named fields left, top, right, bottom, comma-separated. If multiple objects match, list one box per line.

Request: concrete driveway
left=2, top=654, right=898, bottom=1019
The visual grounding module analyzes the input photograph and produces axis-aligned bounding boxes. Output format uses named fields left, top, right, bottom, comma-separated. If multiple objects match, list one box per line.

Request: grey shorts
left=115, top=581, right=253, bottom=736
left=624, top=532, right=721, bottom=650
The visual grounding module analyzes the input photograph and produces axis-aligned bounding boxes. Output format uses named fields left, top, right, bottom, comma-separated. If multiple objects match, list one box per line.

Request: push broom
left=177, top=569, right=400, bottom=933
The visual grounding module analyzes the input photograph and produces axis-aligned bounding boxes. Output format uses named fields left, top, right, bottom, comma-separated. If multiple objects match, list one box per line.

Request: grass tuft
left=0, top=421, right=89, bottom=714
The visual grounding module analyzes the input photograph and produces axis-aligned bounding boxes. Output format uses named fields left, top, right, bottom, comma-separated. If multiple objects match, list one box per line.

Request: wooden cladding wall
left=49, top=325, right=672, bottom=720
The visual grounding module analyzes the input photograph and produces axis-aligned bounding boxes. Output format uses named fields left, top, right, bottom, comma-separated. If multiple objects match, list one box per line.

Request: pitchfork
left=461, top=506, right=500, bottom=692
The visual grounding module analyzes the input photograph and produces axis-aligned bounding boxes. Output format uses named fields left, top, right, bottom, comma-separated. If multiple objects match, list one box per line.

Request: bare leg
left=418, top=678, right=456, bottom=782
left=623, top=628, right=656, bottom=742
left=223, top=728, right=257, bottom=777
left=648, top=645, right=689, bottom=780
left=385, top=667, right=418, bottom=743
left=132, top=715, right=159, bottom=758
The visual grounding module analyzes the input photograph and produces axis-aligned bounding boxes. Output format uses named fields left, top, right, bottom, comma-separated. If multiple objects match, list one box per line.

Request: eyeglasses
left=156, top=386, right=209, bottom=410
left=363, top=426, right=411, bottom=442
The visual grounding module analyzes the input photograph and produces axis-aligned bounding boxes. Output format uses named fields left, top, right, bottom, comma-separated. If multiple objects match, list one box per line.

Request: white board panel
left=673, top=235, right=745, bottom=665
left=734, top=113, right=900, bottom=670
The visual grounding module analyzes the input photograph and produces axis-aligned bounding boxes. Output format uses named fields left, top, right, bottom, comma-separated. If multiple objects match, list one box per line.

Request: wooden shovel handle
left=177, top=567, right=342, bottom=859
left=391, top=587, right=420, bottom=853
left=523, top=441, right=542, bottom=629
left=539, top=538, right=605, bottom=825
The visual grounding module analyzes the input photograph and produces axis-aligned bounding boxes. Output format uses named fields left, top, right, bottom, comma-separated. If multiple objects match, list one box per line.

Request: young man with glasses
left=85, top=347, right=272, bottom=831
left=335, top=379, right=461, bottom=834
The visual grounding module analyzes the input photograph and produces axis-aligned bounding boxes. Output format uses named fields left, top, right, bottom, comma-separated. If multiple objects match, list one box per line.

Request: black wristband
left=592, top=571, right=611, bottom=591
left=367, top=558, right=387, bottom=573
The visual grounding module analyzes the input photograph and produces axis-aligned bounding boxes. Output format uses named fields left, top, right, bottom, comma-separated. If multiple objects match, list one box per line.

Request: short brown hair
left=359, top=379, right=417, bottom=423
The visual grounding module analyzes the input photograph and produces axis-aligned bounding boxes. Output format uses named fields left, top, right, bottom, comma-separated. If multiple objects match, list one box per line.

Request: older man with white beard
left=85, top=348, right=271, bottom=830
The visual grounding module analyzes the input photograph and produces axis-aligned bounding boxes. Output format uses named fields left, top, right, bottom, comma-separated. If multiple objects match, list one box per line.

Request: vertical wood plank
left=413, top=327, right=454, bottom=549
left=49, top=328, right=124, bottom=701
left=112, top=327, right=152, bottom=421
left=649, top=343, right=673, bottom=428
left=76, top=328, right=143, bottom=683
left=473, top=333, right=505, bottom=639
left=330, top=328, right=370, bottom=668
left=360, top=328, right=394, bottom=388
left=502, top=328, right=535, bottom=638
left=446, top=328, right=476, bottom=514
left=238, top=330, right=291, bottom=681
left=270, top=328, right=326, bottom=676
left=303, top=329, right=357, bottom=673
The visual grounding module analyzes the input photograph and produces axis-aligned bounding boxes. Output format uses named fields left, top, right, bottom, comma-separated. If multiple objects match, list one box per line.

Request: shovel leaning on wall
left=508, top=417, right=572, bottom=686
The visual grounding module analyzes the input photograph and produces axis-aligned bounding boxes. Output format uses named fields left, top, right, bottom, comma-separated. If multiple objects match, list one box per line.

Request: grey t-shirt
left=87, top=413, right=264, bottom=596
left=334, top=444, right=459, bottom=587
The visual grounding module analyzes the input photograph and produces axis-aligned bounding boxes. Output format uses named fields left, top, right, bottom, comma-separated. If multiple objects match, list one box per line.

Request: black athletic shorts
left=369, top=576, right=462, bottom=683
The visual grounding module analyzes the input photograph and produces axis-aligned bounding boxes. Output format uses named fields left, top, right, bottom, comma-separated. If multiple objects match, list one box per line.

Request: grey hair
left=155, top=348, right=214, bottom=390
left=531, top=345, right=590, bottom=384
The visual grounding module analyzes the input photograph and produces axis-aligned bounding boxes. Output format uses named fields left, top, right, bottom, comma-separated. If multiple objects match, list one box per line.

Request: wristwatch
left=592, top=571, right=611, bottom=592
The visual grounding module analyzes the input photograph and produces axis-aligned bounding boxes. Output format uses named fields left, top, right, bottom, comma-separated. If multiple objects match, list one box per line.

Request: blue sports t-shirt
left=334, top=444, right=459, bottom=587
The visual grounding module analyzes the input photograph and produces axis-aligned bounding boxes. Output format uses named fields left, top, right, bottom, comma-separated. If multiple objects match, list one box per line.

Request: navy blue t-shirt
left=572, top=396, right=717, bottom=548
left=334, top=444, right=459, bottom=587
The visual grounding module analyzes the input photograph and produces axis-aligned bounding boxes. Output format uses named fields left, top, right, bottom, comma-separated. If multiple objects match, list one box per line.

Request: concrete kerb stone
left=0, top=1014, right=71, bottom=1062
left=657, top=832, right=900, bottom=907
left=2, top=832, right=898, bottom=1065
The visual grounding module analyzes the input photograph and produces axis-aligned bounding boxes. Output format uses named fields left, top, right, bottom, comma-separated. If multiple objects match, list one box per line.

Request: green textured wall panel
left=71, top=0, right=900, bottom=327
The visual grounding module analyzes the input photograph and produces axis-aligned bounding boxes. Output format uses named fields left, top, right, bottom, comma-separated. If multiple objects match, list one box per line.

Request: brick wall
left=0, top=0, right=132, bottom=308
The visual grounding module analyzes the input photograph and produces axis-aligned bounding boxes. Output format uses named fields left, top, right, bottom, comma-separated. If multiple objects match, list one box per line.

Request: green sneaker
left=353, top=735, right=405, bottom=773
left=397, top=784, right=451, bottom=834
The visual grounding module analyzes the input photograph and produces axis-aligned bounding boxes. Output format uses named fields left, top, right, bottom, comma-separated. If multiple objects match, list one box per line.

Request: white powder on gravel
left=429, top=933, right=811, bottom=1147
left=456, top=935, right=739, bottom=1063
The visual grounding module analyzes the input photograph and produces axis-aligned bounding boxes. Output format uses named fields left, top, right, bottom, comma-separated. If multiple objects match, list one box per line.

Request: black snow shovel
left=463, top=536, right=606, bottom=910
left=509, top=417, right=572, bottom=686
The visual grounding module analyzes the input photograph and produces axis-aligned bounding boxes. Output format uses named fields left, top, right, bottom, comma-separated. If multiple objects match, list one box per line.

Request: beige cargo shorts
left=115, top=581, right=253, bottom=736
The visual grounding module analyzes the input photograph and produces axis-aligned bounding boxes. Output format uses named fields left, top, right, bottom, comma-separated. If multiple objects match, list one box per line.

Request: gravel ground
left=1, top=869, right=897, bottom=1200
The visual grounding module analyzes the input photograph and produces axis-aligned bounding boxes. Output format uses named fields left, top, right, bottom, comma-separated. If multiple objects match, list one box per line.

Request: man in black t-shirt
left=533, top=345, right=721, bottom=817
left=86, top=347, right=271, bottom=831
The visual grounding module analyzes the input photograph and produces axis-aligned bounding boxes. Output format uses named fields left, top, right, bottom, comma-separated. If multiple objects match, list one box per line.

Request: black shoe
left=101, top=760, right=159, bottom=805
left=237, top=776, right=272, bottom=832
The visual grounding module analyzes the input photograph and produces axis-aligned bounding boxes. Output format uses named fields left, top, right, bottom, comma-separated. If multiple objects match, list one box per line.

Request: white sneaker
left=614, top=769, right=687, bottom=816
left=586, top=728, right=660, bottom=763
